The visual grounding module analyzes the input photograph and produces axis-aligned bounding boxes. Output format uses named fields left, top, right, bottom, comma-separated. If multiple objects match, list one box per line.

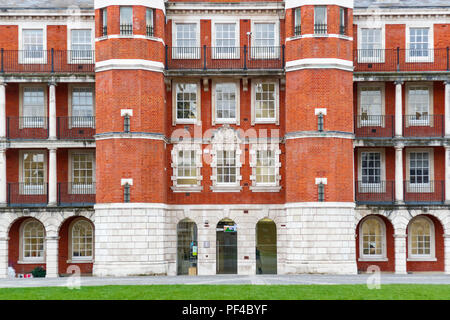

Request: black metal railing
left=404, top=180, right=444, bottom=204
left=354, top=48, right=450, bottom=72
left=0, top=49, right=95, bottom=73
left=314, top=24, right=327, bottom=34
left=339, top=25, right=346, bottom=35
left=58, top=182, right=96, bottom=206
left=146, top=25, right=154, bottom=37
left=403, top=115, right=444, bottom=138
left=102, top=26, right=108, bottom=37
left=354, top=115, right=394, bottom=138
left=165, top=45, right=285, bottom=70
left=57, top=116, right=96, bottom=140
left=355, top=181, right=395, bottom=204
left=7, top=183, right=48, bottom=206
left=7, top=117, right=48, bottom=139
left=120, top=24, right=133, bottom=35
left=294, top=25, right=302, bottom=36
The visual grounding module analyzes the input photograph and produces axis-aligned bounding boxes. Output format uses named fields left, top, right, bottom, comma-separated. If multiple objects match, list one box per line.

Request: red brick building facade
left=0, top=0, right=449, bottom=277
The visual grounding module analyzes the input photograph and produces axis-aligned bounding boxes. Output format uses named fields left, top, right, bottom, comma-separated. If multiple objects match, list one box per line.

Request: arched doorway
left=216, top=219, right=237, bottom=274
left=256, top=219, right=277, bottom=274
left=177, top=219, right=198, bottom=275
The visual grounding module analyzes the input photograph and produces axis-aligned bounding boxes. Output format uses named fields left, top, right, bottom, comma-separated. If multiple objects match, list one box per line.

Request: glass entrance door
left=177, top=219, right=198, bottom=275
left=216, top=219, right=237, bottom=274
left=256, top=219, right=277, bottom=274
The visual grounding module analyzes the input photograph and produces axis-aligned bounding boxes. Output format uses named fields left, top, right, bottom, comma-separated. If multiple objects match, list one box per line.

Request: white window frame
left=171, top=142, right=203, bottom=193
left=406, top=25, right=434, bottom=63
left=172, top=80, right=201, bottom=125
left=69, top=218, right=94, bottom=262
left=314, top=6, right=327, bottom=34
left=68, top=150, right=96, bottom=195
left=249, top=142, right=281, bottom=192
left=210, top=127, right=243, bottom=192
left=19, top=150, right=47, bottom=195
left=357, top=24, right=385, bottom=63
left=357, top=148, right=386, bottom=193
left=251, top=79, right=280, bottom=125
left=358, top=216, right=387, bottom=261
left=19, top=27, right=47, bottom=64
left=212, top=21, right=240, bottom=59
left=406, top=148, right=434, bottom=193
left=19, top=219, right=46, bottom=263
left=19, top=84, right=48, bottom=129
left=250, top=20, right=280, bottom=59
left=68, top=29, right=94, bottom=64
left=119, top=6, right=134, bottom=37
left=408, top=216, right=436, bottom=261
left=172, top=21, right=201, bottom=59
left=68, top=84, right=96, bottom=128
left=357, top=82, right=386, bottom=128
left=212, top=80, right=240, bottom=125
left=405, top=82, right=434, bottom=127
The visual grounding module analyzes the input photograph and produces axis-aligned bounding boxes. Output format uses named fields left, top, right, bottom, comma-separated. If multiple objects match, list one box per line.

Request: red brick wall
left=356, top=215, right=396, bottom=272
left=0, top=26, right=18, bottom=50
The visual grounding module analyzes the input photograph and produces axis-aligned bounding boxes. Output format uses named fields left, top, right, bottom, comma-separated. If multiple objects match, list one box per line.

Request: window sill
left=17, top=260, right=45, bottom=264
left=407, top=257, right=437, bottom=262
left=66, top=259, right=94, bottom=264
left=254, top=119, right=277, bottom=125
left=250, top=185, right=281, bottom=193
left=171, top=186, right=203, bottom=193
left=210, top=185, right=242, bottom=193
left=358, top=257, right=388, bottom=262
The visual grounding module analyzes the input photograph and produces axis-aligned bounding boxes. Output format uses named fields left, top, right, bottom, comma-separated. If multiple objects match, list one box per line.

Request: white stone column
left=48, top=147, right=57, bottom=206
left=45, top=236, right=59, bottom=278
left=445, top=234, right=450, bottom=275
left=394, top=233, right=407, bottom=274
left=0, top=149, right=6, bottom=206
left=395, top=145, right=404, bottom=203
left=445, top=81, right=450, bottom=137
left=48, top=82, right=57, bottom=140
left=0, top=81, right=6, bottom=139
left=0, top=237, right=8, bottom=278
left=395, top=81, right=403, bottom=137
left=445, top=145, right=450, bottom=204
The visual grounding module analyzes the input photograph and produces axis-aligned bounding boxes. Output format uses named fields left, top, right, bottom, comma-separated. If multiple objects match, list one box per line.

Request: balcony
left=58, top=182, right=96, bottom=206
left=355, top=181, right=395, bottom=204
left=57, top=117, right=96, bottom=140
left=404, top=180, right=444, bottom=204
left=7, top=183, right=48, bottom=207
left=7, top=117, right=48, bottom=140
left=165, top=45, right=285, bottom=71
left=403, top=115, right=444, bottom=138
left=354, top=48, right=450, bottom=72
left=0, top=49, right=95, bottom=74
left=354, top=115, right=394, bottom=138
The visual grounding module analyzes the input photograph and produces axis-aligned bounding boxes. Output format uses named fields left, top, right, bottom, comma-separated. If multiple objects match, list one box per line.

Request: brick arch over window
left=355, top=215, right=395, bottom=273
left=8, top=217, right=46, bottom=275
left=406, top=214, right=444, bottom=272
left=58, top=216, right=95, bottom=276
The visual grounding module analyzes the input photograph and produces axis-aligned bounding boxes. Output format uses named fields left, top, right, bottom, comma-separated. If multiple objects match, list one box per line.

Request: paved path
left=0, top=274, right=449, bottom=288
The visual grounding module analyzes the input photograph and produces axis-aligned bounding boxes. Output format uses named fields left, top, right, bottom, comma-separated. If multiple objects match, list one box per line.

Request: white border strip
left=95, top=0, right=165, bottom=12
left=96, top=59, right=165, bottom=73
left=286, top=58, right=353, bottom=72
left=285, top=0, right=354, bottom=9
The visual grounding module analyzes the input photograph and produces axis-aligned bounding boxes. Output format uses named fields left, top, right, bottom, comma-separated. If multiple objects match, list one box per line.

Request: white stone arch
left=56, top=211, right=95, bottom=235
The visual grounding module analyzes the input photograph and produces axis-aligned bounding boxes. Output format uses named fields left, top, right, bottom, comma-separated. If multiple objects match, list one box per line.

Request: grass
left=0, top=284, right=449, bottom=300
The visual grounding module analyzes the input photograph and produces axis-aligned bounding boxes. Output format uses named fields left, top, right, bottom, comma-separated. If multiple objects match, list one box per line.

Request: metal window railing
left=7, top=117, right=49, bottom=139
left=294, top=25, right=301, bottom=36
left=102, top=26, right=108, bottom=37
left=58, top=182, right=96, bottom=206
left=354, top=47, right=450, bottom=72
left=7, top=183, right=48, bottom=206
left=146, top=26, right=154, bottom=37
left=339, top=25, right=346, bottom=35
left=120, top=24, right=133, bottom=35
left=403, top=115, right=444, bottom=138
left=314, top=24, right=327, bottom=34
left=404, top=180, right=444, bottom=204
left=354, top=115, right=394, bottom=138
left=355, top=181, right=395, bottom=204
left=57, top=116, right=96, bottom=140
left=165, top=45, right=285, bottom=70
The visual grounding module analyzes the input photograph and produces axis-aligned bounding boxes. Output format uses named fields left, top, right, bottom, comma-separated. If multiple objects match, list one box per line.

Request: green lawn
left=0, top=284, right=449, bottom=300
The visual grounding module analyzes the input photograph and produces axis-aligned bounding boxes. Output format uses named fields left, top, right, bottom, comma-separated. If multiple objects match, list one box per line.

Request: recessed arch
left=256, top=218, right=277, bottom=274
left=177, top=218, right=198, bottom=275
left=216, top=218, right=237, bottom=274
